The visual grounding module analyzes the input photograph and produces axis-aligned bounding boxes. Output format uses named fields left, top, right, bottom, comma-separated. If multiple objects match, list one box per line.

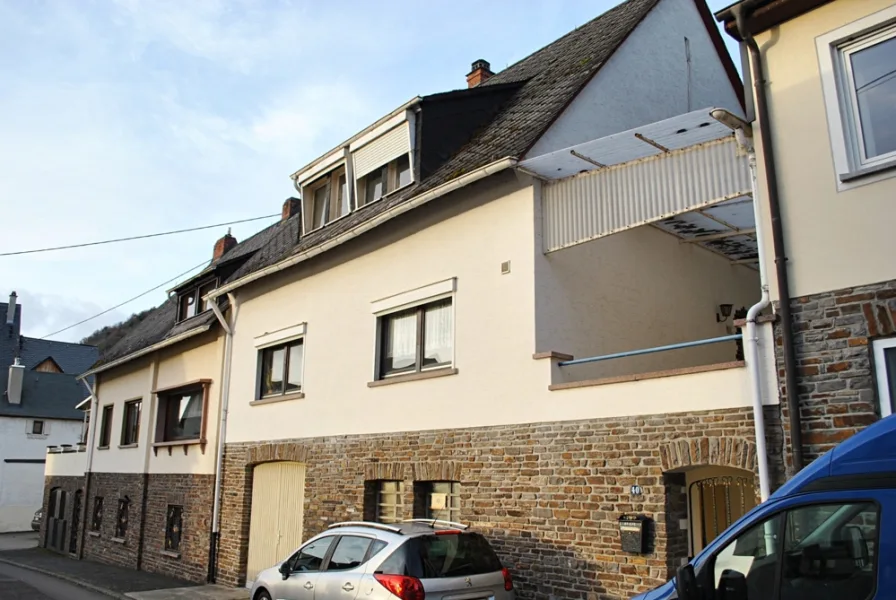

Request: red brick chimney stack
left=282, top=197, right=301, bottom=222
left=213, top=229, right=238, bottom=261
left=466, top=59, right=494, bottom=88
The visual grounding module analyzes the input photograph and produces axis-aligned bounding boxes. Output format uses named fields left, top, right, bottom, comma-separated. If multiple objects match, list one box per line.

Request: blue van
left=634, top=414, right=895, bottom=600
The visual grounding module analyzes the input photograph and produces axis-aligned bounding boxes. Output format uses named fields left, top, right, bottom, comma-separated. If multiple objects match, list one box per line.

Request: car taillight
left=502, top=567, right=513, bottom=591
left=374, top=573, right=425, bottom=600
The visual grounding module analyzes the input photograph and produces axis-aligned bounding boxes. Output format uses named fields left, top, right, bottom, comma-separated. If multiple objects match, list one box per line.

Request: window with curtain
left=160, top=388, right=204, bottom=442
left=378, top=298, right=452, bottom=378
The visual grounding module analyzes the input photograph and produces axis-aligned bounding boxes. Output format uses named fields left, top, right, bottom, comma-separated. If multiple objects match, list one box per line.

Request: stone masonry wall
left=218, top=407, right=761, bottom=600
left=140, top=474, right=215, bottom=584
left=775, top=279, right=896, bottom=470
left=82, top=472, right=145, bottom=570
left=40, top=475, right=85, bottom=556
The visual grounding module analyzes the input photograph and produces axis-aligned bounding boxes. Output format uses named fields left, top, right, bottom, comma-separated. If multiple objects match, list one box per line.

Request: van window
left=712, top=514, right=781, bottom=593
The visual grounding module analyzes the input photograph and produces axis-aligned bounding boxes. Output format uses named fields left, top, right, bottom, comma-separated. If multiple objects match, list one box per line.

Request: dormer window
left=358, top=154, right=412, bottom=207
left=177, top=278, right=217, bottom=322
left=308, top=167, right=349, bottom=231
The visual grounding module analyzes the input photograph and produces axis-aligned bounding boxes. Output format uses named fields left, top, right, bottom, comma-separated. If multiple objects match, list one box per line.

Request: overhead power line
left=39, top=258, right=212, bottom=340
left=1, top=214, right=279, bottom=257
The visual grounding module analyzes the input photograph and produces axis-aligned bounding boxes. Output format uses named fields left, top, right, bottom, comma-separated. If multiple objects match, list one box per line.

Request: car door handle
left=304, top=582, right=314, bottom=589
left=342, top=583, right=355, bottom=592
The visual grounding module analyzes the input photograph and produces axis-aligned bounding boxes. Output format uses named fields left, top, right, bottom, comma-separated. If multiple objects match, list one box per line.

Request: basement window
left=413, top=481, right=460, bottom=522
left=165, top=505, right=183, bottom=552
left=91, top=497, right=103, bottom=532
left=115, top=498, right=130, bottom=538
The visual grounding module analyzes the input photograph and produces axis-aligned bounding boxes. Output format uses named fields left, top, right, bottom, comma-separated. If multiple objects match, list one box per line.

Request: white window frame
left=817, top=6, right=896, bottom=190
left=872, top=337, right=896, bottom=418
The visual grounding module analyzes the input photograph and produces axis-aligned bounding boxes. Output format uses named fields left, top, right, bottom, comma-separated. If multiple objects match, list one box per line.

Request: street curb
left=0, top=555, right=131, bottom=600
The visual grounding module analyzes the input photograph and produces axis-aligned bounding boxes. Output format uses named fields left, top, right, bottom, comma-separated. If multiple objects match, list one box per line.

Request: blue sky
left=0, top=0, right=740, bottom=342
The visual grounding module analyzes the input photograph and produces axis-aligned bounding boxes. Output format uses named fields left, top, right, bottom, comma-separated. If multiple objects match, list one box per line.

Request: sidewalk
left=0, top=547, right=247, bottom=599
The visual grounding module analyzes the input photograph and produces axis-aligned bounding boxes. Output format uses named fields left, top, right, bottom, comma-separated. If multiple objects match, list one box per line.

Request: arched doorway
left=686, top=466, right=757, bottom=555
left=245, top=461, right=306, bottom=586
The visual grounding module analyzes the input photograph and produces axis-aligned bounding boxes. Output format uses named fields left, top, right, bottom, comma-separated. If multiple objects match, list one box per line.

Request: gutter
left=207, top=292, right=237, bottom=582
left=733, top=4, right=804, bottom=472
left=212, top=157, right=518, bottom=299
left=78, top=324, right=213, bottom=379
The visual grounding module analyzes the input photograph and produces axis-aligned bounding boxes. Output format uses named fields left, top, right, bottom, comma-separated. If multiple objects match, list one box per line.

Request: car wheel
left=255, top=589, right=272, bottom=600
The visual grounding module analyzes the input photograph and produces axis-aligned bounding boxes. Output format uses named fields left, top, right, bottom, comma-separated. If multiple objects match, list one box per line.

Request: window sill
left=88, top=531, right=100, bottom=538
left=152, top=439, right=206, bottom=457
left=118, top=443, right=139, bottom=450
left=839, top=159, right=896, bottom=183
left=250, top=392, right=305, bottom=406
left=174, top=309, right=213, bottom=327
left=97, top=446, right=109, bottom=451
left=368, top=368, right=458, bottom=388
left=161, top=550, right=181, bottom=559
left=111, top=537, right=126, bottom=545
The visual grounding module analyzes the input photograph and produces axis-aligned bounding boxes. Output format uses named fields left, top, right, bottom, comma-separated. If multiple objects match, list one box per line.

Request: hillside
left=80, top=309, right=153, bottom=357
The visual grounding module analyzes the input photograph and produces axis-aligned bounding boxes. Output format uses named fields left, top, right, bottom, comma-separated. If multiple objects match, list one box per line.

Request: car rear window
left=377, top=533, right=503, bottom=579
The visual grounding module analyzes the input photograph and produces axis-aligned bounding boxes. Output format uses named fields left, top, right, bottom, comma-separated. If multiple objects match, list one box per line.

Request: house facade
left=42, top=0, right=793, bottom=598
left=1, top=292, right=96, bottom=533
left=716, top=0, right=896, bottom=478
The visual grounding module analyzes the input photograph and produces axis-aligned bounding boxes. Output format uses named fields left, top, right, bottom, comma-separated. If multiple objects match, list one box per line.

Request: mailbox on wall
left=619, top=514, right=651, bottom=554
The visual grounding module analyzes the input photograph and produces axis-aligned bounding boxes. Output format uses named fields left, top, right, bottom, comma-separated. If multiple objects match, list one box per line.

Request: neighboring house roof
left=89, top=0, right=740, bottom=375
left=18, top=336, right=98, bottom=374
left=0, top=371, right=87, bottom=421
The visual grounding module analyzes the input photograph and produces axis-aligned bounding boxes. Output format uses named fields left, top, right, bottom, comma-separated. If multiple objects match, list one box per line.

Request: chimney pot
left=466, top=59, right=494, bottom=88
left=6, top=291, right=16, bottom=326
left=282, top=197, right=301, bottom=222
left=213, top=230, right=238, bottom=261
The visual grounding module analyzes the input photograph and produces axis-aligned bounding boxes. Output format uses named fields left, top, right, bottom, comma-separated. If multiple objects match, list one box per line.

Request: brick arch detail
left=245, top=442, right=308, bottom=466
left=660, top=437, right=756, bottom=472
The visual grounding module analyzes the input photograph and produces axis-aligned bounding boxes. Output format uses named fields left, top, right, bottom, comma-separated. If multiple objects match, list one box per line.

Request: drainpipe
left=733, top=5, right=804, bottom=473
left=78, top=378, right=100, bottom=559
left=207, top=292, right=237, bottom=582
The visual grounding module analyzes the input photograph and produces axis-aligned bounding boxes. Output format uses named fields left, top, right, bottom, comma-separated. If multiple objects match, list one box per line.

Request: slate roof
left=18, top=337, right=98, bottom=374
left=92, top=0, right=666, bottom=371
left=0, top=371, right=87, bottom=420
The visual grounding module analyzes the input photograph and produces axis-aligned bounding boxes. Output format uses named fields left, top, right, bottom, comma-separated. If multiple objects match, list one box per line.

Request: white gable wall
left=0, top=416, right=82, bottom=532
left=527, top=0, right=743, bottom=157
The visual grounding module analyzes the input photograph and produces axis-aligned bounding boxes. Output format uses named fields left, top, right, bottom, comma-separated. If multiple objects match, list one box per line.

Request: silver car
left=250, top=520, right=515, bottom=600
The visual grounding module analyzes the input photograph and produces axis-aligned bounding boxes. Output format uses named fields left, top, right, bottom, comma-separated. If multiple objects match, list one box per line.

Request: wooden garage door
left=246, top=462, right=306, bottom=584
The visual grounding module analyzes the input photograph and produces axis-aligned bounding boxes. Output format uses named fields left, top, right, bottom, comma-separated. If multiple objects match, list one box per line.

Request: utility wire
left=1, top=214, right=278, bottom=257
left=39, top=258, right=212, bottom=340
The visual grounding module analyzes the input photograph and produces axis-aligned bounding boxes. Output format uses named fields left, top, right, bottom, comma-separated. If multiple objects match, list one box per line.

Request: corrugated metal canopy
left=520, top=108, right=735, bottom=180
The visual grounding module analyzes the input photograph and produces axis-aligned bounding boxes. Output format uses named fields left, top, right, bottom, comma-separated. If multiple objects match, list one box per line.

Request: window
left=291, top=536, right=335, bottom=573
left=165, top=505, right=183, bottom=552
left=31, top=420, right=44, bottom=435
left=120, top=399, right=141, bottom=446
left=378, top=298, right=452, bottom=378
left=378, top=532, right=502, bottom=579
left=91, top=496, right=103, bottom=532
left=414, top=481, right=460, bottom=522
left=326, top=536, right=373, bottom=571
left=258, top=339, right=304, bottom=398
left=157, top=387, right=204, bottom=442
left=708, top=502, right=879, bottom=599
left=177, top=279, right=217, bottom=321
left=375, top=481, right=404, bottom=523
left=873, top=337, right=896, bottom=418
left=98, top=405, right=113, bottom=448
left=817, top=7, right=896, bottom=185
left=115, top=498, right=129, bottom=538
left=359, top=154, right=413, bottom=207
left=306, top=167, right=350, bottom=231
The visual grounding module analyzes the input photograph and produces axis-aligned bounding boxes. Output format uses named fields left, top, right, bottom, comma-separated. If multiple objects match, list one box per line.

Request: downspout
left=733, top=6, right=804, bottom=473
left=78, top=378, right=100, bottom=559
left=207, top=292, right=237, bottom=582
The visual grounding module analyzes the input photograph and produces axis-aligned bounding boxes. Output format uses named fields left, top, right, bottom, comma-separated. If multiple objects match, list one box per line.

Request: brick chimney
left=466, top=59, right=494, bottom=88
left=282, top=197, right=301, bottom=222
left=213, top=229, right=238, bottom=261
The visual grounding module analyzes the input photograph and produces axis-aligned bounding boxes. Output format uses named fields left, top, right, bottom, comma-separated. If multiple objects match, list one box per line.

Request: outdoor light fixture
left=716, top=303, right=734, bottom=322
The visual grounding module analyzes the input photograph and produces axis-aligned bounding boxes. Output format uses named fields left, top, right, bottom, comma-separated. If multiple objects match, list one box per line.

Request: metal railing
left=558, top=334, right=743, bottom=367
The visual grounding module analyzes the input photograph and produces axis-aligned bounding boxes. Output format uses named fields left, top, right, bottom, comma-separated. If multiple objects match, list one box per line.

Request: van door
left=693, top=489, right=896, bottom=599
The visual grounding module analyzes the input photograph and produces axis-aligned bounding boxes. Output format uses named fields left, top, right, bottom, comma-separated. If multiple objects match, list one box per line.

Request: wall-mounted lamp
left=716, top=304, right=734, bottom=323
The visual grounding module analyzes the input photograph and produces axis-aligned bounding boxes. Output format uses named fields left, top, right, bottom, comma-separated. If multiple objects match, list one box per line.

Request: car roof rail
left=401, top=519, right=469, bottom=530
left=327, top=521, right=403, bottom=534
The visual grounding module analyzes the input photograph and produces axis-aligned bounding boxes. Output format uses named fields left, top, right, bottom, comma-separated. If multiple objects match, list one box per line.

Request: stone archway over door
left=246, top=462, right=306, bottom=585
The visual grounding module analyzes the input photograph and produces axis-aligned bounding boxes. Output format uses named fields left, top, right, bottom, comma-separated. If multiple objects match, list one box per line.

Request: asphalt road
left=0, top=562, right=110, bottom=600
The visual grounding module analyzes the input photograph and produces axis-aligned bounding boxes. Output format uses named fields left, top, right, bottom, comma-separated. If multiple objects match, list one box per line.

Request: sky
left=0, top=0, right=740, bottom=343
